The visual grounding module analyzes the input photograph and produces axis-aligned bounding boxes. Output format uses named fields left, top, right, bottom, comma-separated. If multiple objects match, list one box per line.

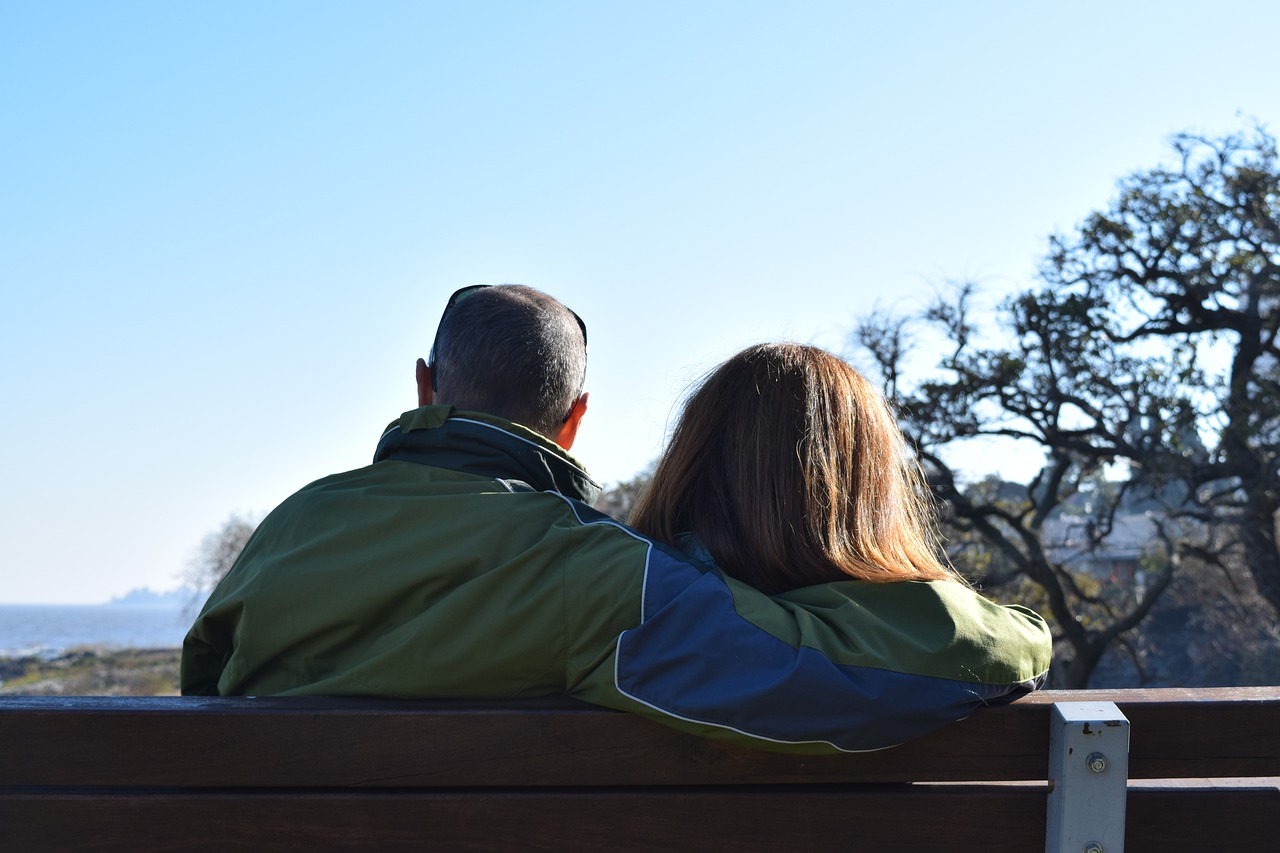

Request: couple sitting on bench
left=181, top=284, right=1050, bottom=753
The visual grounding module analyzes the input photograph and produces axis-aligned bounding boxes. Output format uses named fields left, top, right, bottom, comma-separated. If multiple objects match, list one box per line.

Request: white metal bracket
left=1046, top=701, right=1130, bottom=853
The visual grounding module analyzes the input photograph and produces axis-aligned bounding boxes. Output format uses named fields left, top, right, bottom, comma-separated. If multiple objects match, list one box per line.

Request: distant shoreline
left=0, top=642, right=183, bottom=660
left=1, top=585, right=202, bottom=608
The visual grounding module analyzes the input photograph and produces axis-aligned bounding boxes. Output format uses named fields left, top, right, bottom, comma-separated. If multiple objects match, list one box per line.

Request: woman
left=631, top=342, right=961, bottom=594
left=616, top=343, right=1049, bottom=751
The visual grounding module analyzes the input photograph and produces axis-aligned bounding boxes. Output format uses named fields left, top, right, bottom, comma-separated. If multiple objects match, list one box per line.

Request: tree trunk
left=1240, top=497, right=1280, bottom=616
left=1058, top=641, right=1106, bottom=689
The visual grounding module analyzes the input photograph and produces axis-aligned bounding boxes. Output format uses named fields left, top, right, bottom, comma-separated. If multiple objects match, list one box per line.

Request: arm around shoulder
left=568, top=546, right=1052, bottom=754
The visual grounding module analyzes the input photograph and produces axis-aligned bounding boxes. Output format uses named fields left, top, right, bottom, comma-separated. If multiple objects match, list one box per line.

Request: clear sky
left=3, top=1, right=1278, bottom=603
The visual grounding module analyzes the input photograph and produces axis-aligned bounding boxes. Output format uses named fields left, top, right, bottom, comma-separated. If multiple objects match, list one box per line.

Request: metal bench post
left=1046, top=701, right=1130, bottom=853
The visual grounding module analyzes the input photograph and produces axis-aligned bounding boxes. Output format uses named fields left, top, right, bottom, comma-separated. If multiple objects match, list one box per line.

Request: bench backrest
left=2, top=687, right=1278, bottom=851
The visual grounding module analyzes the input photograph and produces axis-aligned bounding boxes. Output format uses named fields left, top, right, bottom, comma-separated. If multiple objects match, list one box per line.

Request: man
left=182, top=284, right=1051, bottom=753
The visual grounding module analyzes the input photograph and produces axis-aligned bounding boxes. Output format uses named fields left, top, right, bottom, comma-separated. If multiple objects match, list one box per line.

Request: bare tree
left=183, top=514, right=258, bottom=600
left=854, top=125, right=1280, bottom=686
left=595, top=469, right=653, bottom=524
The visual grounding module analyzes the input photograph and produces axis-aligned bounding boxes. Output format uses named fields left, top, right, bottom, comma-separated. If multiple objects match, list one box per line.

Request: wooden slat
left=0, top=787, right=1049, bottom=853
left=2, top=690, right=1276, bottom=851
left=1025, top=687, right=1280, bottom=779
left=2, top=689, right=1277, bottom=788
left=1124, top=782, right=1280, bottom=853
left=2, top=784, right=1276, bottom=853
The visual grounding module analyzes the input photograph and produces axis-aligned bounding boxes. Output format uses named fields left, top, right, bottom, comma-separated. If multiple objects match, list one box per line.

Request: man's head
left=416, top=285, right=589, bottom=447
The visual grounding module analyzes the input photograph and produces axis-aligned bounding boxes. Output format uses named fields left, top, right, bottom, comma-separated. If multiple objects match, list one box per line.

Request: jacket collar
left=373, top=405, right=602, bottom=504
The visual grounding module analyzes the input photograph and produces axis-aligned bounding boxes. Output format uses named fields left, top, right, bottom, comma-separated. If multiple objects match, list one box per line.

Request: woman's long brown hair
left=630, top=343, right=961, bottom=594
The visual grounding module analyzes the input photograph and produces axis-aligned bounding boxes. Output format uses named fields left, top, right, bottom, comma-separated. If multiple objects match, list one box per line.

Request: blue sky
left=3, top=1, right=1278, bottom=603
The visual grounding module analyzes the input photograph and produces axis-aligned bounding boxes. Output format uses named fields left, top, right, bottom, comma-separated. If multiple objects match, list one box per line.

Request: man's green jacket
left=182, top=406, right=1052, bottom=753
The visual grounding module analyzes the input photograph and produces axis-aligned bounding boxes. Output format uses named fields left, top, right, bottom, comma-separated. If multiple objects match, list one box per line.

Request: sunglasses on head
left=428, top=285, right=588, bottom=392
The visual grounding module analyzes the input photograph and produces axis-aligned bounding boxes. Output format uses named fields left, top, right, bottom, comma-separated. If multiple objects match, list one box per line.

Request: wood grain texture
left=0, top=787, right=1053, bottom=853
left=3, top=786, right=1277, bottom=853
left=2, top=689, right=1277, bottom=788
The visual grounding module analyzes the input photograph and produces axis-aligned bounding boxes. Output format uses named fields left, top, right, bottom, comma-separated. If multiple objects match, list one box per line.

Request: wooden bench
left=1, top=687, right=1277, bottom=852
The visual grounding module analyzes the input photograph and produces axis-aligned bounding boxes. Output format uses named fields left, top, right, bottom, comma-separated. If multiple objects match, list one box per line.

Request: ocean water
left=0, top=604, right=193, bottom=658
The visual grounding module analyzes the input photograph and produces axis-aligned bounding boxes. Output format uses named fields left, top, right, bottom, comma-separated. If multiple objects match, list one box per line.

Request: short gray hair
left=432, top=285, right=587, bottom=437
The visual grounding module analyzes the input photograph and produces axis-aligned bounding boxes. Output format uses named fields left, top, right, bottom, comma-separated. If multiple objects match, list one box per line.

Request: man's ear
left=416, top=358, right=434, bottom=407
left=553, top=392, right=589, bottom=450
